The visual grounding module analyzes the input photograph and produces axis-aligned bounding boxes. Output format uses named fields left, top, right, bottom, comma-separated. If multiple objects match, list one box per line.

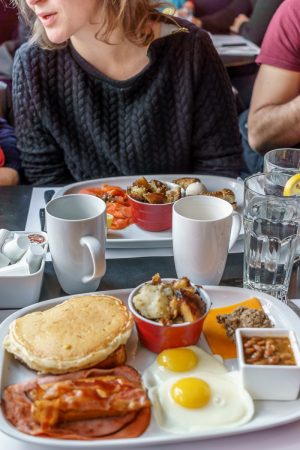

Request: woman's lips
left=38, top=12, right=58, bottom=27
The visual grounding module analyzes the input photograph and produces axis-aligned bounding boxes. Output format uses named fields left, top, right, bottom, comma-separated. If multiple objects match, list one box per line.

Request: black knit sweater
left=12, top=21, right=242, bottom=185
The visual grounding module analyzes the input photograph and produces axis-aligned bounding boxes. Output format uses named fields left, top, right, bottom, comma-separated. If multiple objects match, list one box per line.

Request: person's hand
left=230, top=14, right=250, bottom=33
left=192, top=17, right=202, bottom=27
left=0, top=167, right=20, bottom=186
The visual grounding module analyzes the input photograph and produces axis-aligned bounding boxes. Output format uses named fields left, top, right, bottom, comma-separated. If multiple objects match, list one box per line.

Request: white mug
left=172, top=195, right=241, bottom=285
left=46, top=194, right=106, bottom=294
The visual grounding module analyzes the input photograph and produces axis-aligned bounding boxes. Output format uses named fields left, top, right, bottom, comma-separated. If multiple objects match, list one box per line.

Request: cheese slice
left=203, top=297, right=263, bottom=359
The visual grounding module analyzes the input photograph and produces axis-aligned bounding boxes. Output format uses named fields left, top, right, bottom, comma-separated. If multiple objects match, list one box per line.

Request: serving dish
left=0, top=286, right=300, bottom=448
left=128, top=280, right=211, bottom=352
left=54, top=174, right=244, bottom=249
left=0, top=231, right=48, bottom=308
left=236, top=328, right=300, bottom=401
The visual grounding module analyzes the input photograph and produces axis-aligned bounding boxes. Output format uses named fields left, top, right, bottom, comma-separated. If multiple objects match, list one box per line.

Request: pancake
left=3, top=295, right=134, bottom=374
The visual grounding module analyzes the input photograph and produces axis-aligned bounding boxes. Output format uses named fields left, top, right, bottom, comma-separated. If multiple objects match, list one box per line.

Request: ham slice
left=2, top=366, right=151, bottom=440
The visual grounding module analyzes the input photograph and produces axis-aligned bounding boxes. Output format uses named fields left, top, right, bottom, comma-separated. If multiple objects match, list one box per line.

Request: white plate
left=0, top=286, right=300, bottom=448
left=54, top=174, right=244, bottom=249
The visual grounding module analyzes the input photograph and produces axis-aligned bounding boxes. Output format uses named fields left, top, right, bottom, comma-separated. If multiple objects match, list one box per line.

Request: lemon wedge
left=283, top=173, right=300, bottom=196
left=106, top=213, right=113, bottom=229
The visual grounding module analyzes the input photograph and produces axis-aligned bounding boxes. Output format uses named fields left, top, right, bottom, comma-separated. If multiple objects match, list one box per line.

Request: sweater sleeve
left=12, top=47, right=73, bottom=185
left=238, top=0, right=283, bottom=46
left=200, top=0, right=252, bottom=34
left=190, top=31, right=242, bottom=178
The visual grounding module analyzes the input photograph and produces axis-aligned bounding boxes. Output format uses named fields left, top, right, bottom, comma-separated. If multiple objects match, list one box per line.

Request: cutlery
left=44, top=189, right=55, bottom=204
left=39, top=208, right=46, bottom=232
left=40, top=190, right=55, bottom=232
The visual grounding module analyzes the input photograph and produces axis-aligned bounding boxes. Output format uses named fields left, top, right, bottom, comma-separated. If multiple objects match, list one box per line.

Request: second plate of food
left=54, top=174, right=244, bottom=248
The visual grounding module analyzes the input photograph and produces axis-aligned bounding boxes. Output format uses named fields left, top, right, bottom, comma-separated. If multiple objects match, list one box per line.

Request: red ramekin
left=127, top=279, right=211, bottom=353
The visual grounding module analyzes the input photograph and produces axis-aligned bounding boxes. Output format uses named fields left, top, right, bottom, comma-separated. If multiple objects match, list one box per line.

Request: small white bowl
left=236, top=328, right=300, bottom=401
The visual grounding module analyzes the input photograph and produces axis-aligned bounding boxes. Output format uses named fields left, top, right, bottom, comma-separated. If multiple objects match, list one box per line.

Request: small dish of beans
left=242, top=336, right=296, bottom=366
left=235, top=328, right=300, bottom=401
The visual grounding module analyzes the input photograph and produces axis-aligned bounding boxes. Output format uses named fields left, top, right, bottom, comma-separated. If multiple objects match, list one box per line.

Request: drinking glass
left=264, top=148, right=300, bottom=173
left=243, top=173, right=300, bottom=303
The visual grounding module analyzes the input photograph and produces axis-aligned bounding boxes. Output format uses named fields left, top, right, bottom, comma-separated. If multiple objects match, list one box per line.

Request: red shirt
left=0, top=147, right=5, bottom=167
left=256, top=0, right=300, bottom=71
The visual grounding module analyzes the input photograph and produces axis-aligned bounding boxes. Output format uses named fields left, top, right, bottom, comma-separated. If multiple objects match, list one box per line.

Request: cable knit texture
left=12, top=21, right=242, bottom=185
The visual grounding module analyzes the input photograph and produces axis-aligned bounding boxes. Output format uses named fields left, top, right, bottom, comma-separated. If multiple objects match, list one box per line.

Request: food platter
left=0, top=286, right=300, bottom=448
left=54, top=174, right=244, bottom=249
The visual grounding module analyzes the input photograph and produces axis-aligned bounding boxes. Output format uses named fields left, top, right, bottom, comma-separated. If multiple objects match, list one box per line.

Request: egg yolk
left=156, top=348, right=198, bottom=372
left=171, top=377, right=211, bottom=409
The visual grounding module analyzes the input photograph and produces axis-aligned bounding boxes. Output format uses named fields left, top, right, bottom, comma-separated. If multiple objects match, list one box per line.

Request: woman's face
left=26, top=0, right=101, bottom=43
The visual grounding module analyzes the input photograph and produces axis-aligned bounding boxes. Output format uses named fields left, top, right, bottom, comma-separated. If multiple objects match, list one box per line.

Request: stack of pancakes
left=4, top=294, right=134, bottom=374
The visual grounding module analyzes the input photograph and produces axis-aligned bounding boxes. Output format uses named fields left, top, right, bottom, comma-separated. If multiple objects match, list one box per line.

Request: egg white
left=142, top=346, right=228, bottom=389
left=149, top=371, right=254, bottom=433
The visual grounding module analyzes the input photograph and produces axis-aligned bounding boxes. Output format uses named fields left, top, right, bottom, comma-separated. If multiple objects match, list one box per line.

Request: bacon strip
left=2, top=366, right=151, bottom=440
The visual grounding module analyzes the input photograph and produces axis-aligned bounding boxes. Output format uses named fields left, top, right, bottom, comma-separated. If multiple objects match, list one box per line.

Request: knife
left=39, top=208, right=46, bottom=232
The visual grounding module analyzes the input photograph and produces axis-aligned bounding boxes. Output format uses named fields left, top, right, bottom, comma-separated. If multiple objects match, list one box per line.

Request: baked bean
left=267, top=355, right=280, bottom=365
left=244, top=347, right=255, bottom=355
left=244, top=338, right=256, bottom=348
left=250, top=350, right=263, bottom=362
left=280, top=353, right=292, bottom=360
left=264, top=347, right=275, bottom=357
left=253, top=344, right=264, bottom=352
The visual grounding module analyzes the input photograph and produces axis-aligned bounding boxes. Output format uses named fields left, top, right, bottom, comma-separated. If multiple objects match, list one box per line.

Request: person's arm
left=12, top=47, right=73, bottom=185
left=200, top=0, right=252, bottom=34
left=248, top=64, right=300, bottom=153
left=238, top=0, right=283, bottom=46
left=191, top=31, right=242, bottom=177
left=0, top=167, right=19, bottom=185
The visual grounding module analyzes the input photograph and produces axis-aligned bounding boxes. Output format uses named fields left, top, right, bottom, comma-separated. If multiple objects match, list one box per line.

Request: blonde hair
left=12, top=0, right=173, bottom=50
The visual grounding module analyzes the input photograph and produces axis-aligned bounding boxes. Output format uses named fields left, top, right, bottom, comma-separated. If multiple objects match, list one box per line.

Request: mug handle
left=80, top=236, right=106, bottom=284
left=228, top=211, right=242, bottom=250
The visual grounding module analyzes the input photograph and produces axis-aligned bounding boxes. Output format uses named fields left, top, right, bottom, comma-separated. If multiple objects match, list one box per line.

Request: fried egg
left=149, top=371, right=254, bottom=433
left=143, top=346, right=227, bottom=389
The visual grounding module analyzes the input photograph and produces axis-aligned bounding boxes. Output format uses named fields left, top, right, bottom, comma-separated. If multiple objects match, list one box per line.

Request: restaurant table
left=0, top=185, right=300, bottom=449
left=211, top=34, right=259, bottom=68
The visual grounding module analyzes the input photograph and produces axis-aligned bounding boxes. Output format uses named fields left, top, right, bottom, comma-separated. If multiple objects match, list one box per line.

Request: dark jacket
left=200, top=0, right=283, bottom=46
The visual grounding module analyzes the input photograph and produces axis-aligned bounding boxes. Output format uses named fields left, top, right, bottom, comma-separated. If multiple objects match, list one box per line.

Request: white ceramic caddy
left=54, top=174, right=244, bottom=249
left=0, top=231, right=48, bottom=308
left=0, top=286, right=300, bottom=448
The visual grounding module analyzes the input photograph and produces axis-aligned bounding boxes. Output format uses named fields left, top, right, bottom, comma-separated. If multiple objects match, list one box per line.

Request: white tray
left=54, top=174, right=244, bottom=249
left=0, top=286, right=300, bottom=448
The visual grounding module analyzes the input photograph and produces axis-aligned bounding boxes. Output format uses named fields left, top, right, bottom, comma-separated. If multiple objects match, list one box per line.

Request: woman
left=12, top=1, right=241, bottom=185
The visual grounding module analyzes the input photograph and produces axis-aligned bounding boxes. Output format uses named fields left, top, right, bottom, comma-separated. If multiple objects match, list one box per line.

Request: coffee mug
left=46, top=194, right=106, bottom=294
left=172, top=195, right=241, bottom=285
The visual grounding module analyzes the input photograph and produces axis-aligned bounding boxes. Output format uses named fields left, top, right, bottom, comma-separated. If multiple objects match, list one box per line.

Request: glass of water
left=264, top=148, right=300, bottom=177
left=243, top=173, right=300, bottom=303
